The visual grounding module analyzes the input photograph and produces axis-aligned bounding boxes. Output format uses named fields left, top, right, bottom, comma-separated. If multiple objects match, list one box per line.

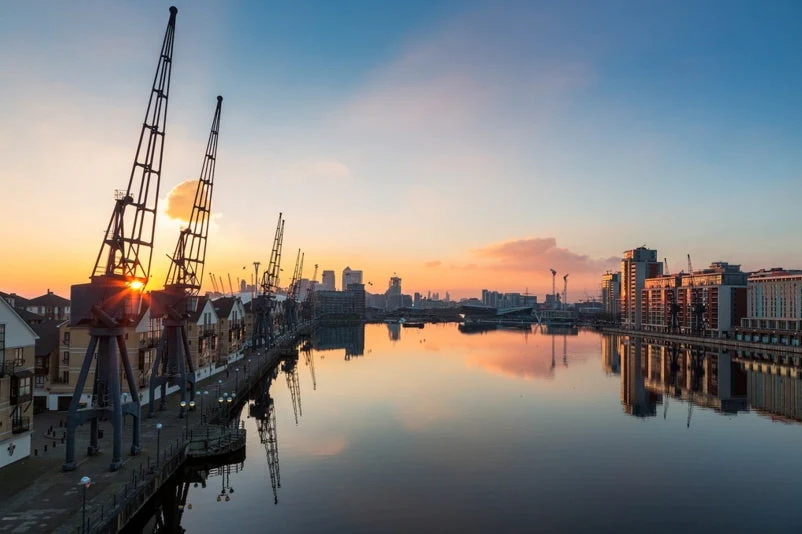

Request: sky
left=1, top=0, right=800, bottom=301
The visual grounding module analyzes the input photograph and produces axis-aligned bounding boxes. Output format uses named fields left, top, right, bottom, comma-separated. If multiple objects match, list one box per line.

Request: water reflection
left=610, top=334, right=802, bottom=426
left=313, top=324, right=365, bottom=358
left=136, top=326, right=802, bottom=533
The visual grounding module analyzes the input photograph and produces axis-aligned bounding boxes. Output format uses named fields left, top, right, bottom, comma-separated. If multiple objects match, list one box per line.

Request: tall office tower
left=620, top=247, right=662, bottom=328
left=342, top=267, right=363, bottom=290
left=321, top=270, right=336, bottom=291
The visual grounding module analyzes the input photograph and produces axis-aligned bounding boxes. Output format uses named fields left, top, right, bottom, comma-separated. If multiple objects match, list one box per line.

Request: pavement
left=0, top=341, right=292, bottom=534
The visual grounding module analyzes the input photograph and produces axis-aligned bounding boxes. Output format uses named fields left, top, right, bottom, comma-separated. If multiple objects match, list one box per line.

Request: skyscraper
left=620, top=247, right=662, bottom=328
left=321, top=270, right=336, bottom=291
left=342, top=267, right=363, bottom=291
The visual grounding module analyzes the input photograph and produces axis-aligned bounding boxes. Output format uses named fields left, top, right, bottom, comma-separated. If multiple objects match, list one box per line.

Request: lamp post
left=188, top=401, right=195, bottom=437
left=218, top=396, right=224, bottom=423
left=217, top=379, right=222, bottom=398
left=156, top=423, right=162, bottom=465
left=235, top=367, right=240, bottom=391
left=227, top=395, right=233, bottom=429
left=80, top=476, right=91, bottom=533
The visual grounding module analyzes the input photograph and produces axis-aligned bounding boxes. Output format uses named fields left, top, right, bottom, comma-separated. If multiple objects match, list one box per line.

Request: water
left=169, top=324, right=802, bottom=533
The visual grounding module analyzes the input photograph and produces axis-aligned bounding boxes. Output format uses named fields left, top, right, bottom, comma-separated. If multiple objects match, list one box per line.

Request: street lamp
left=217, top=378, right=223, bottom=398
left=235, top=367, right=240, bottom=391
left=80, top=476, right=91, bottom=533
left=188, top=401, right=195, bottom=436
left=218, top=396, right=224, bottom=422
left=156, top=423, right=163, bottom=465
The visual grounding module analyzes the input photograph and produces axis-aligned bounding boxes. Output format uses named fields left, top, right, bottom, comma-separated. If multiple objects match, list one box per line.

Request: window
left=63, top=331, right=70, bottom=345
left=62, top=351, right=70, bottom=365
left=62, top=370, right=69, bottom=383
left=35, top=375, right=44, bottom=388
left=14, top=347, right=24, bottom=367
left=18, top=377, right=31, bottom=397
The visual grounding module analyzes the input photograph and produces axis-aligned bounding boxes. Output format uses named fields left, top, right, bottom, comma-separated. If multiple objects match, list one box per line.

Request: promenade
left=0, top=330, right=304, bottom=534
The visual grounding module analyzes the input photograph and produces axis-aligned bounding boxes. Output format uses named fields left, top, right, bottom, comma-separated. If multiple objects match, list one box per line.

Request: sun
left=128, top=280, right=145, bottom=291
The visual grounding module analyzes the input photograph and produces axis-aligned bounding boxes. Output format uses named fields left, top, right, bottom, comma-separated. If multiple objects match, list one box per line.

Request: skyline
left=2, top=1, right=800, bottom=299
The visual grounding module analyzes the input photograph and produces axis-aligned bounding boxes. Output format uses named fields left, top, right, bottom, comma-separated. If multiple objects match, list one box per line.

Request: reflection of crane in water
left=300, top=339, right=317, bottom=391
left=686, top=346, right=706, bottom=428
left=249, top=366, right=282, bottom=505
left=282, top=356, right=302, bottom=425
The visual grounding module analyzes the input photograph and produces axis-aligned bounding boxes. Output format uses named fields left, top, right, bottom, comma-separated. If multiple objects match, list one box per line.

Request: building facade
left=601, top=272, right=621, bottom=318
left=0, top=297, right=37, bottom=469
left=320, top=270, right=336, bottom=291
left=342, top=267, right=363, bottom=291
left=620, top=247, right=662, bottom=328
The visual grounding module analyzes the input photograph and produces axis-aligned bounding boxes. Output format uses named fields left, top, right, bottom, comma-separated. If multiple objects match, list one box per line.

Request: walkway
left=0, top=331, right=302, bottom=534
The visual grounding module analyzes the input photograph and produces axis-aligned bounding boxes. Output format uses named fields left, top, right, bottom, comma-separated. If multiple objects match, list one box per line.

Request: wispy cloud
left=472, top=237, right=619, bottom=273
left=423, top=260, right=442, bottom=268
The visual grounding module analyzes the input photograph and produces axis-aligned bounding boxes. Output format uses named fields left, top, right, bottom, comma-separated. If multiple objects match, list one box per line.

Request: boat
left=402, top=321, right=424, bottom=328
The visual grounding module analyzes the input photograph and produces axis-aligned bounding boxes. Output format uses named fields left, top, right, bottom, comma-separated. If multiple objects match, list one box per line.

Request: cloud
left=472, top=237, right=619, bottom=273
left=423, top=260, right=442, bottom=268
left=164, top=179, right=201, bottom=223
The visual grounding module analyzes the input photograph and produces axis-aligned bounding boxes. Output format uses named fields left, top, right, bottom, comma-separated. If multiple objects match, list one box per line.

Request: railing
left=12, top=416, right=31, bottom=434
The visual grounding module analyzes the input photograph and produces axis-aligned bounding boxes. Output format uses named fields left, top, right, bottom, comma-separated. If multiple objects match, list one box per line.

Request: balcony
left=12, top=417, right=31, bottom=434
left=0, top=360, right=22, bottom=378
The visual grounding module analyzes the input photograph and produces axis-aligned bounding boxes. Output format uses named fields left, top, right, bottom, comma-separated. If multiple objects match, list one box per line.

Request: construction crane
left=562, top=273, right=569, bottom=311
left=550, top=268, right=557, bottom=307
left=148, top=95, right=222, bottom=418
left=208, top=272, right=219, bottom=294
left=687, top=254, right=706, bottom=333
left=252, top=214, right=285, bottom=348
left=664, top=258, right=680, bottom=332
left=64, top=6, right=178, bottom=472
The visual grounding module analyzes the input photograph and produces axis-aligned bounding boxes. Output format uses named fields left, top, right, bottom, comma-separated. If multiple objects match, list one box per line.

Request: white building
left=741, top=269, right=802, bottom=331
left=0, top=297, right=37, bottom=469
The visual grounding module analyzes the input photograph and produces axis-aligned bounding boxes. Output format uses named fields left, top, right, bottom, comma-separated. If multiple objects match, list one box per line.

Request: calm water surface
left=176, top=324, right=802, bottom=533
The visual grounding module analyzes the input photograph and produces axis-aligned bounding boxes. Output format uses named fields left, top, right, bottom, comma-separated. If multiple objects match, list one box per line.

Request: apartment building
left=620, top=247, right=663, bottom=328
left=0, top=297, right=37, bottom=469
left=737, top=269, right=802, bottom=345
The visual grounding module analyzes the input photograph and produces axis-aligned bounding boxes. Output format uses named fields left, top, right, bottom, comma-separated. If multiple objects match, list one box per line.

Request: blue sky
left=1, top=0, right=800, bottom=298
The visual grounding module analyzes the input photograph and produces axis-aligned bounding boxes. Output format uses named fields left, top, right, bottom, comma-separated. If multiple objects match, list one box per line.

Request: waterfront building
left=739, top=269, right=802, bottom=335
left=213, top=297, right=247, bottom=360
left=620, top=247, right=662, bottom=328
left=188, top=296, right=220, bottom=367
left=0, top=296, right=37, bottom=469
left=342, top=267, right=363, bottom=291
left=601, top=272, right=620, bottom=318
left=314, top=284, right=366, bottom=320
left=320, top=270, right=336, bottom=291
left=641, top=262, right=747, bottom=335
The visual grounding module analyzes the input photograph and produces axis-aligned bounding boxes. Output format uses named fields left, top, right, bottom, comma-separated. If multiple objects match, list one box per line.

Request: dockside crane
left=687, top=254, right=706, bottom=333
left=64, top=6, right=178, bottom=472
left=562, top=274, right=569, bottom=311
left=664, top=259, right=680, bottom=332
left=148, top=95, right=223, bottom=418
left=252, top=214, right=285, bottom=348
left=283, top=249, right=303, bottom=332
left=550, top=268, right=557, bottom=307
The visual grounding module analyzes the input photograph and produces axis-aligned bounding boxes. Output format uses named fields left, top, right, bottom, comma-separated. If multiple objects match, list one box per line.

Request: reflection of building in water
left=386, top=322, right=400, bottom=341
left=313, top=325, right=365, bottom=358
left=620, top=337, right=660, bottom=417
left=601, top=334, right=621, bottom=375
left=736, top=354, right=802, bottom=423
left=641, top=344, right=747, bottom=416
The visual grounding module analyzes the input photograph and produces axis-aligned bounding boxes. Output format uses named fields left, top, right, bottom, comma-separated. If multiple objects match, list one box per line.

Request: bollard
left=34, top=449, right=38, bottom=456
